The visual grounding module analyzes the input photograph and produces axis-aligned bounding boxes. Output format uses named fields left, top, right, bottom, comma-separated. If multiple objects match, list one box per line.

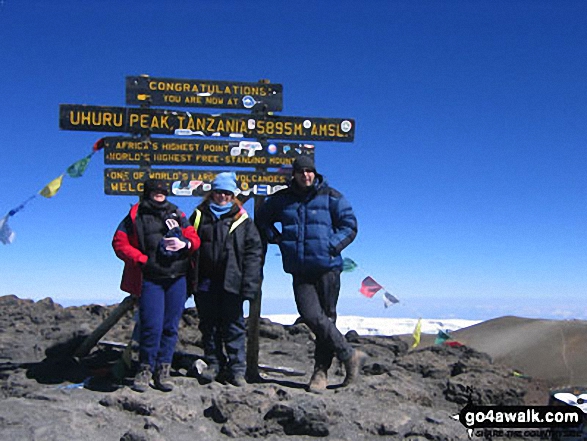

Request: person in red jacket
left=112, top=179, right=200, bottom=392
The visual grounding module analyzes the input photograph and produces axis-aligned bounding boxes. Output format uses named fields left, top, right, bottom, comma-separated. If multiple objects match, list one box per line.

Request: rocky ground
left=0, top=295, right=559, bottom=440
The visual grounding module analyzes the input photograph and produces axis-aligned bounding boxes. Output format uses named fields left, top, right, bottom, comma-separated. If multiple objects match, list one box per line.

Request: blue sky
left=0, top=1, right=585, bottom=320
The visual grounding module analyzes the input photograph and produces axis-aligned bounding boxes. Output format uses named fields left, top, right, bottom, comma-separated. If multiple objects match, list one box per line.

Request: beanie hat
left=143, top=179, right=169, bottom=197
left=212, top=172, right=238, bottom=194
left=292, top=155, right=316, bottom=173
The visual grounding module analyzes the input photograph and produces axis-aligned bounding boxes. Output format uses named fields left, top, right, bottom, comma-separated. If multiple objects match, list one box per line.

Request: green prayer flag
left=342, top=257, right=358, bottom=273
left=434, top=329, right=451, bottom=345
left=66, top=154, right=92, bottom=178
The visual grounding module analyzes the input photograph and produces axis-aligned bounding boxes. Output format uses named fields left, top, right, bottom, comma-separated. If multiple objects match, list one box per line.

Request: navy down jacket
left=256, top=175, right=357, bottom=275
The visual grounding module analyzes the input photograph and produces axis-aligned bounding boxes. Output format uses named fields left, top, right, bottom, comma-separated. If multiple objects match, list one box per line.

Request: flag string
left=1, top=143, right=102, bottom=245
left=342, top=256, right=440, bottom=348
left=342, top=257, right=400, bottom=307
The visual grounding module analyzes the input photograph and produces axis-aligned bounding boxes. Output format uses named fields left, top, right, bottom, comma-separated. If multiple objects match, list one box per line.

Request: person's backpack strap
left=229, top=211, right=248, bottom=234
left=192, top=209, right=202, bottom=230
left=193, top=206, right=248, bottom=233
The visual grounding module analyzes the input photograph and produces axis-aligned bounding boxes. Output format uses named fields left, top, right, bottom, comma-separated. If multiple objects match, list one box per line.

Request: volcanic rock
left=0, top=295, right=553, bottom=440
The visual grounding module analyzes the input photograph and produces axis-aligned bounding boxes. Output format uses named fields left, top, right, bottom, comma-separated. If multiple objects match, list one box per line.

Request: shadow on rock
left=258, top=377, right=308, bottom=390
left=26, top=356, right=88, bottom=385
left=25, top=335, right=123, bottom=391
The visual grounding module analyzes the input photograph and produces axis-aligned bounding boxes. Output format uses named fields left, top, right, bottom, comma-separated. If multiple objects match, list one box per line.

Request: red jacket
left=112, top=203, right=200, bottom=296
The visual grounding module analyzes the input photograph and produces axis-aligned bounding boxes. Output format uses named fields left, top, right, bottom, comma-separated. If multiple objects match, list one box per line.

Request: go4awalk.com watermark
left=453, top=404, right=584, bottom=438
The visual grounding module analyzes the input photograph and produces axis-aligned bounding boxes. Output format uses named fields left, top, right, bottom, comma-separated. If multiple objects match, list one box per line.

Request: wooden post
left=246, top=78, right=271, bottom=382
left=246, top=196, right=266, bottom=382
left=74, top=295, right=135, bottom=358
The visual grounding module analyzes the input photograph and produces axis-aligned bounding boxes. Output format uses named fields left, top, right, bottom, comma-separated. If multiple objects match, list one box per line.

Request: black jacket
left=188, top=202, right=262, bottom=300
left=135, top=199, right=192, bottom=280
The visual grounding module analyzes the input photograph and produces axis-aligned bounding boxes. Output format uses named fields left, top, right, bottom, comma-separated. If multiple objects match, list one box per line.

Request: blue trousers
left=195, top=284, right=246, bottom=377
left=293, top=269, right=352, bottom=370
left=138, top=277, right=186, bottom=368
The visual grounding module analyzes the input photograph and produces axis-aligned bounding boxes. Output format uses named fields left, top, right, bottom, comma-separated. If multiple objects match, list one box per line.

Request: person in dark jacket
left=112, top=179, right=200, bottom=393
left=189, top=172, right=262, bottom=386
left=255, top=156, right=366, bottom=392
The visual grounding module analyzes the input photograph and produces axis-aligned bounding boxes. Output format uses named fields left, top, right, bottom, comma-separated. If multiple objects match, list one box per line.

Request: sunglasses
left=295, top=168, right=315, bottom=174
left=213, top=190, right=234, bottom=196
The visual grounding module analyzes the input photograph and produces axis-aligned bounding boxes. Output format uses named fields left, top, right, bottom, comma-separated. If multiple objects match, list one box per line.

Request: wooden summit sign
left=59, top=104, right=355, bottom=142
left=105, top=167, right=289, bottom=197
left=126, top=76, right=283, bottom=111
left=103, top=137, right=314, bottom=167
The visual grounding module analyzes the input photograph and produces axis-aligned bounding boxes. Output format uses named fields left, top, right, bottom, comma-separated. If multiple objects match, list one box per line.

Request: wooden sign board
left=60, top=104, right=355, bottom=142
left=103, top=137, right=314, bottom=168
left=105, top=168, right=289, bottom=197
left=126, top=76, right=283, bottom=111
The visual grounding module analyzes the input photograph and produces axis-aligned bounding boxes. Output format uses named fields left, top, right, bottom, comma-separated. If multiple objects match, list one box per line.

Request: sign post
left=126, top=75, right=284, bottom=112
left=246, top=78, right=271, bottom=382
left=103, top=167, right=291, bottom=197
left=246, top=194, right=266, bottom=382
left=102, top=137, right=314, bottom=168
left=59, top=104, right=355, bottom=142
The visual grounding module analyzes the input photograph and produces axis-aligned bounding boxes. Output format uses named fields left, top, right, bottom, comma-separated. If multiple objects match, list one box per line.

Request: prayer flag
left=39, top=174, right=64, bottom=198
left=359, top=276, right=382, bottom=298
left=66, top=154, right=92, bottom=178
left=342, top=257, right=358, bottom=273
left=0, top=215, right=15, bottom=245
left=8, top=194, right=36, bottom=217
left=434, top=329, right=451, bottom=345
left=444, top=341, right=463, bottom=348
left=93, top=138, right=105, bottom=152
left=383, top=291, right=399, bottom=308
left=411, top=318, right=422, bottom=349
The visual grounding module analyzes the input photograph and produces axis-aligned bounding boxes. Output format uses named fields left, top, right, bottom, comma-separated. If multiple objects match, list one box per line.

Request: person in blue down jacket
left=188, top=172, right=262, bottom=387
left=255, top=155, right=367, bottom=393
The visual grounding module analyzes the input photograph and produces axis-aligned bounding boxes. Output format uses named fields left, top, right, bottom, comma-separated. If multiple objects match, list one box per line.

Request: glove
left=163, top=236, right=187, bottom=252
left=165, top=219, right=179, bottom=230
left=158, top=226, right=190, bottom=259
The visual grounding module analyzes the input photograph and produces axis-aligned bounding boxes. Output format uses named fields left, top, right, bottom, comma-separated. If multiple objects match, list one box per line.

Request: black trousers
left=195, top=283, right=246, bottom=377
left=292, top=269, right=353, bottom=370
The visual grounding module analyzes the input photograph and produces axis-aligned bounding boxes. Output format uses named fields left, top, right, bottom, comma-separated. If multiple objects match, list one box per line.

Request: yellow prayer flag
left=39, top=174, right=64, bottom=198
left=411, top=318, right=422, bottom=349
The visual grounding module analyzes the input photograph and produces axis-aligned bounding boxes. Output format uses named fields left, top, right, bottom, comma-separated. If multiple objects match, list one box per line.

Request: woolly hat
left=212, top=172, right=238, bottom=194
left=292, top=155, right=316, bottom=173
left=143, top=179, right=169, bottom=197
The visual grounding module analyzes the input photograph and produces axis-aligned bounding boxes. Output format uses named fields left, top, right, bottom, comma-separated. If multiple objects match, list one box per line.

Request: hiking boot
left=228, top=374, right=246, bottom=387
left=307, top=368, right=328, bottom=393
left=198, top=364, right=219, bottom=385
left=154, top=363, right=174, bottom=392
left=342, top=349, right=367, bottom=387
left=131, top=363, right=152, bottom=393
